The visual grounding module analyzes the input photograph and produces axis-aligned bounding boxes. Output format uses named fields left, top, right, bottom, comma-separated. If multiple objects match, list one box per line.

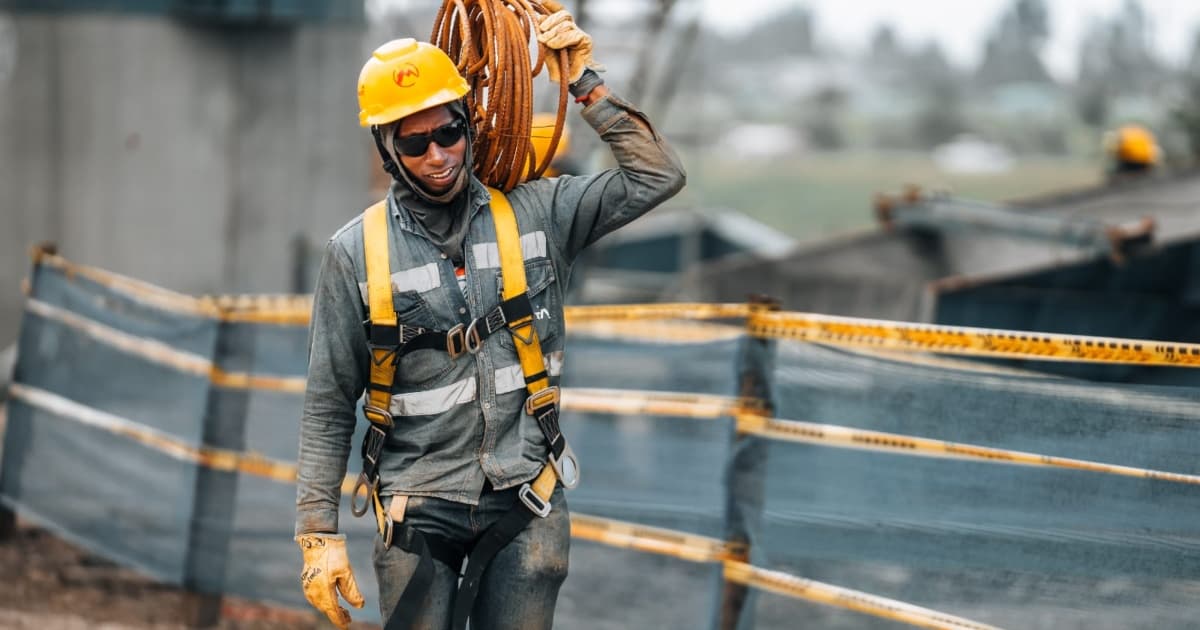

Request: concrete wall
left=0, top=11, right=373, bottom=345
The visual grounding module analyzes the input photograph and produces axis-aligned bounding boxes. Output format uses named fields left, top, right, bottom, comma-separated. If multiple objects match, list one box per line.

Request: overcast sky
left=371, top=0, right=1200, bottom=79
left=698, top=0, right=1200, bottom=79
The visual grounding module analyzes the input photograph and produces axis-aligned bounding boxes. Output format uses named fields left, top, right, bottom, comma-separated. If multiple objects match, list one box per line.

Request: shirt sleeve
left=295, top=238, right=368, bottom=536
left=548, top=91, right=687, bottom=262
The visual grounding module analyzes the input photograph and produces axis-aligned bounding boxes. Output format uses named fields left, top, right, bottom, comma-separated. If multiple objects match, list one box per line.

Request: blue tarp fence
left=4, top=250, right=1200, bottom=629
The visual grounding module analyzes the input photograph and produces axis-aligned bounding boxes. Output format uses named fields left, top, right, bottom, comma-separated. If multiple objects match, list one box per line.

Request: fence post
left=0, top=399, right=13, bottom=538
left=181, top=320, right=255, bottom=627
left=716, top=295, right=779, bottom=630
left=0, top=400, right=13, bottom=540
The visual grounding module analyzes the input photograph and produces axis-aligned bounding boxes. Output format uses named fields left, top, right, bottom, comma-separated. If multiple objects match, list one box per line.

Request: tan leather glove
left=296, top=533, right=364, bottom=629
left=536, top=9, right=605, bottom=84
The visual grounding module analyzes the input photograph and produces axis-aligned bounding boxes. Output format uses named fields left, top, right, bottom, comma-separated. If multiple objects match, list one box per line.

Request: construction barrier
left=4, top=250, right=1200, bottom=628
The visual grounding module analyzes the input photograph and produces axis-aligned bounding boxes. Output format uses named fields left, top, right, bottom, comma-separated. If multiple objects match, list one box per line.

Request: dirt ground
left=0, top=520, right=373, bottom=629
left=0, top=403, right=380, bottom=630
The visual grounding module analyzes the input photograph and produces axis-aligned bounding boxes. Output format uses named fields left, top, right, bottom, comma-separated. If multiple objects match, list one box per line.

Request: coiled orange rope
left=432, top=0, right=570, bottom=191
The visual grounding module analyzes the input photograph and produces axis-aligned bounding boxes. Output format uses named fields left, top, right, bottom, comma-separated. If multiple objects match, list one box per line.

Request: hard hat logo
left=393, top=65, right=420, bottom=88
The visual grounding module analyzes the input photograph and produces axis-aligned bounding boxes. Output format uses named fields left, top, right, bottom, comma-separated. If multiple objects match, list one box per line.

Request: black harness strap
left=383, top=524, right=467, bottom=630
left=449, top=499, right=541, bottom=630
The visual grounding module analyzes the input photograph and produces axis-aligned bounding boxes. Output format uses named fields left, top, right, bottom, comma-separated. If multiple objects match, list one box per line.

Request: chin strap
left=372, top=125, right=402, bottom=180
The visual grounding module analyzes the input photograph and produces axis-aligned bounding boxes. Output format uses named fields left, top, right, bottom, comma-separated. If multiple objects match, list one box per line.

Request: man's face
left=394, top=105, right=467, bottom=195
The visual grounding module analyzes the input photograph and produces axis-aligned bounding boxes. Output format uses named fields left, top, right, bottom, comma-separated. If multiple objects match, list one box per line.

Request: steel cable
left=432, top=0, right=570, bottom=191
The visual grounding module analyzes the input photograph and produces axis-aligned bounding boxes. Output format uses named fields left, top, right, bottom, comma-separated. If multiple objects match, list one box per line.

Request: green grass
left=679, top=151, right=1105, bottom=240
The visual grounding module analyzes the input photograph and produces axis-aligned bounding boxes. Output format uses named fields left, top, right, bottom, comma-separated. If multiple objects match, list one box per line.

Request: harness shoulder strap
left=353, top=200, right=399, bottom=532
left=488, top=188, right=548, bottom=390
left=486, top=186, right=579, bottom=490
left=364, top=200, right=394, bottom=338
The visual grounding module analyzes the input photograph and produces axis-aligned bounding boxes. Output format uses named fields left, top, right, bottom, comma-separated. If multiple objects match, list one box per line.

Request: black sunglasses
left=393, top=120, right=467, bottom=157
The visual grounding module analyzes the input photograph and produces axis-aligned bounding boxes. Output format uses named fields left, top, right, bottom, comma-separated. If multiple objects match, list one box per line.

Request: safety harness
left=352, top=189, right=578, bottom=630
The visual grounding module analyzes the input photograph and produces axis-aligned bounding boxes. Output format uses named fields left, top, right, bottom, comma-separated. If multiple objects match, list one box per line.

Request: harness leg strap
left=383, top=524, right=466, bottom=630
left=449, top=504, right=539, bottom=630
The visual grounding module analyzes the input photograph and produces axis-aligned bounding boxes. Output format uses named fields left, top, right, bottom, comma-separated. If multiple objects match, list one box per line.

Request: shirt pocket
left=393, top=290, right=456, bottom=388
left=497, top=258, right=561, bottom=353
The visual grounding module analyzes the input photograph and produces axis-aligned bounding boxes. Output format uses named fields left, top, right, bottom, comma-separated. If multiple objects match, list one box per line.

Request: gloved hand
left=296, top=533, right=364, bottom=629
left=536, top=9, right=605, bottom=84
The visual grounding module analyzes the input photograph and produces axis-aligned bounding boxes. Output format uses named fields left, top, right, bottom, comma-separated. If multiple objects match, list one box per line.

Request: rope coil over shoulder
left=354, top=192, right=574, bottom=630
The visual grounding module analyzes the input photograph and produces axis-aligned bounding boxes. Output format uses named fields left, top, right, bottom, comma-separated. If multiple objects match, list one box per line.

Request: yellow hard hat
left=357, top=39, right=470, bottom=127
left=1108, top=124, right=1159, bottom=166
left=530, top=112, right=570, bottom=165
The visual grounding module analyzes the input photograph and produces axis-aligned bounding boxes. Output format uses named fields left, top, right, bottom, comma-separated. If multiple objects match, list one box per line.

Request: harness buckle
left=484, top=305, right=508, bottom=335
left=360, top=422, right=390, bottom=466
left=350, top=471, right=378, bottom=517
left=464, top=318, right=485, bottom=355
left=382, top=513, right=395, bottom=550
left=446, top=324, right=467, bottom=359
left=524, top=386, right=560, bottom=416
left=363, top=405, right=394, bottom=429
left=518, top=483, right=552, bottom=518
left=549, top=442, right=581, bottom=489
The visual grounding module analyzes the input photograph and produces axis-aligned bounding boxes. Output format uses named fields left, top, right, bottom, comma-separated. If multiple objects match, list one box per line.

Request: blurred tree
left=915, top=42, right=968, bottom=147
left=725, top=6, right=818, bottom=62
left=869, top=24, right=901, bottom=65
left=803, top=85, right=848, bottom=150
left=975, top=0, right=1053, bottom=85
left=1074, top=0, right=1165, bottom=137
left=1077, top=0, right=1162, bottom=94
left=864, top=23, right=909, bottom=86
left=1170, top=29, right=1200, bottom=162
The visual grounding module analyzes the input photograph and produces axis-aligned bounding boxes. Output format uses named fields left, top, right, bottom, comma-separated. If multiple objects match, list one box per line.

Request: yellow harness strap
left=487, top=187, right=576, bottom=495
left=360, top=199, right=398, bottom=536
left=352, top=192, right=561, bottom=534
left=489, top=188, right=551, bottom=393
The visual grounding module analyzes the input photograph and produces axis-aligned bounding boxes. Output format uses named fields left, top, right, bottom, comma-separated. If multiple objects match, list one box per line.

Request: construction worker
left=294, top=7, right=684, bottom=630
left=1106, top=124, right=1160, bottom=179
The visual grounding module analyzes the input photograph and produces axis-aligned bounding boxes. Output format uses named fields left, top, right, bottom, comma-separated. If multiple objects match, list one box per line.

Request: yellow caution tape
left=561, top=388, right=742, bottom=419
left=723, top=562, right=1001, bottom=630
left=569, top=513, right=739, bottom=563
left=569, top=512, right=999, bottom=630
left=26, top=298, right=306, bottom=394
left=31, top=250, right=311, bottom=326
left=209, top=369, right=307, bottom=394
left=32, top=248, right=1200, bottom=370
left=750, top=311, right=1200, bottom=367
left=736, top=414, right=1200, bottom=486
left=0, top=377, right=1127, bottom=629
left=564, top=302, right=753, bottom=324
left=8, top=383, right=357, bottom=494
left=561, top=388, right=1200, bottom=488
left=566, top=319, right=744, bottom=344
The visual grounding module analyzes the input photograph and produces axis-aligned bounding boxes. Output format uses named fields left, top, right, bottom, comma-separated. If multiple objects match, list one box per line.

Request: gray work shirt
left=296, top=93, right=686, bottom=535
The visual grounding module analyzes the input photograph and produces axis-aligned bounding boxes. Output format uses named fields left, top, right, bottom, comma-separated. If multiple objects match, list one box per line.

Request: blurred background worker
left=293, top=6, right=685, bottom=630
left=1105, top=124, right=1161, bottom=180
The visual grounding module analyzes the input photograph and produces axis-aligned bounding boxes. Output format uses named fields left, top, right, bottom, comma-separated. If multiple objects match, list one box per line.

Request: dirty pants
left=374, top=485, right=570, bottom=630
